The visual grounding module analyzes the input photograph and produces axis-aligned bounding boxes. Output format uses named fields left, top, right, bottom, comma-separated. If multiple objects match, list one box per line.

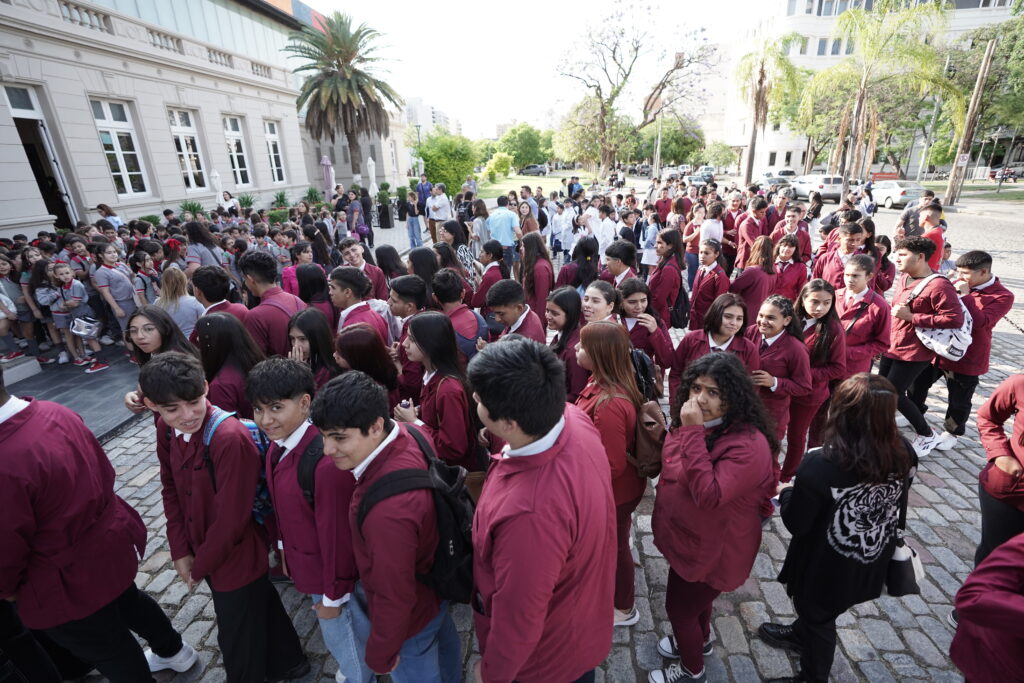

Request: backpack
left=355, top=425, right=476, bottom=604
left=906, top=274, right=973, bottom=361
left=629, top=401, right=668, bottom=478
left=630, top=347, right=660, bottom=402
left=670, top=280, right=691, bottom=329
left=454, top=309, right=489, bottom=361
left=295, top=432, right=326, bottom=507
left=457, top=201, right=473, bottom=224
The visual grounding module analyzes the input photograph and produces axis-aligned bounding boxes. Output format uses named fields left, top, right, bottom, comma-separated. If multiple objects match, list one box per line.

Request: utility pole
left=917, top=54, right=951, bottom=182
left=653, top=113, right=663, bottom=178
left=945, top=38, right=996, bottom=207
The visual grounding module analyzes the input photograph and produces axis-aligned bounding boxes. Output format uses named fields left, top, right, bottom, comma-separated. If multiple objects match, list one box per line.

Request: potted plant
left=179, top=200, right=204, bottom=220
left=376, top=182, right=393, bottom=229
left=304, top=187, right=322, bottom=204
left=236, top=192, right=256, bottom=209
left=272, top=190, right=288, bottom=209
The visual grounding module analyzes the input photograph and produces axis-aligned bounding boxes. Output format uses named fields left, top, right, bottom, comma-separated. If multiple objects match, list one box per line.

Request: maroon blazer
left=735, top=214, right=767, bottom=269
left=265, top=425, right=357, bottom=599
left=156, top=401, right=268, bottom=591
left=576, top=382, right=645, bottom=505
left=874, top=259, right=895, bottom=293
left=939, top=278, right=1014, bottom=376
left=648, top=260, right=682, bottom=324
left=189, top=300, right=249, bottom=344
left=418, top=374, right=478, bottom=471
left=471, top=264, right=504, bottom=316
left=801, top=318, right=847, bottom=403
left=555, top=261, right=580, bottom=289
left=669, top=330, right=760, bottom=402
left=500, top=307, right=546, bottom=344
left=977, top=375, right=1024, bottom=507
left=688, top=264, right=730, bottom=331
left=526, top=259, right=554, bottom=330
left=626, top=318, right=673, bottom=369
left=811, top=249, right=852, bottom=290
left=208, top=361, right=254, bottom=420
left=835, top=288, right=890, bottom=376
left=341, top=302, right=389, bottom=343
left=552, top=326, right=590, bottom=403
left=364, top=263, right=388, bottom=301
left=729, top=267, right=775, bottom=323
left=598, top=267, right=637, bottom=284
left=473, top=405, right=615, bottom=683
left=0, top=399, right=147, bottom=629
left=311, top=298, right=339, bottom=332
left=765, top=204, right=787, bottom=233
left=350, top=423, right=440, bottom=674
left=769, top=227, right=813, bottom=264
left=770, top=261, right=808, bottom=302
left=886, top=273, right=965, bottom=362
left=397, top=315, right=425, bottom=402
left=245, top=286, right=306, bottom=357
left=743, top=326, right=813, bottom=439
left=653, top=423, right=774, bottom=592
left=722, top=210, right=744, bottom=257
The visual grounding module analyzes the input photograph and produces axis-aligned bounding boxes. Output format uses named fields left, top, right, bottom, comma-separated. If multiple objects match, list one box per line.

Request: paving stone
left=750, top=640, right=794, bottom=678
left=738, top=601, right=771, bottom=633
left=181, top=619, right=215, bottom=647
left=902, top=628, right=948, bottom=667
left=837, top=628, right=878, bottom=661
left=635, top=631, right=662, bottom=671
left=158, top=581, right=189, bottom=606
left=636, top=514, right=652, bottom=532
left=858, top=660, right=897, bottom=682
left=604, top=646, right=635, bottom=682
left=640, top=534, right=662, bottom=558
left=917, top=615, right=954, bottom=652
left=859, top=618, right=904, bottom=651
left=147, top=568, right=177, bottom=594
left=714, top=615, right=748, bottom=654
left=704, top=652, right=728, bottom=681
left=884, top=653, right=926, bottom=679
left=728, top=654, right=761, bottom=683
left=831, top=650, right=859, bottom=683
left=172, top=593, right=210, bottom=630
left=759, top=580, right=793, bottom=616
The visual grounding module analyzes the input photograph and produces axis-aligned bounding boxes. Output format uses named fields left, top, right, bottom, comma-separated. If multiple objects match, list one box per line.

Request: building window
left=821, top=0, right=834, bottom=15
left=91, top=99, right=149, bottom=196
left=831, top=39, right=842, bottom=55
left=784, top=151, right=793, bottom=166
left=264, top=121, right=285, bottom=183
left=801, top=151, right=807, bottom=165
left=222, top=116, right=251, bottom=187
left=837, top=0, right=848, bottom=13
left=772, top=121, right=781, bottom=132
left=768, top=152, right=777, bottom=166
left=817, top=38, right=828, bottom=56
left=805, top=0, right=815, bottom=12
left=167, top=108, right=207, bottom=190
left=846, top=39, right=855, bottom=54
left=787, top=0, right=797, bottom=14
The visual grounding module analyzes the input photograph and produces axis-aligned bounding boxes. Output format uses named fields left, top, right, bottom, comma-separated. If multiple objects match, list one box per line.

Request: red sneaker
left=36, top=355, right=57, bottom=365
left=84, top=360, right=109, bottom=374
left=0, top=351, right=25, bottom=363
left=72, top=357, right=92, bottom=367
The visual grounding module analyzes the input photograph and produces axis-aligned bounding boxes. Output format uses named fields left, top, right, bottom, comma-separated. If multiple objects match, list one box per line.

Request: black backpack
left=670, top=281, right=691, bottom=329
left=630, top=347, right=660, bottom=402
left=295, top=433, right=326, bottom=507
left=355, top=425, right=476, bottom=604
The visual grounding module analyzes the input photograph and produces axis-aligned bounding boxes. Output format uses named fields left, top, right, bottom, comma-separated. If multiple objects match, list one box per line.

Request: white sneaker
left=335, top=670, right=346, bottom=683
left=614, top=606, right=640, bottom=627
left=648, top=662, right=706, bottom=683
left=16, top=338, right=28, bottom=349
left=933, top=431, right=959, bottom=451
left=895, top=415, right=911, bottom=428
left=57, top=351, right=69, bottom=365
left=144, top=642, right=197, bottom=673
left=911, top=431, right=939, bottom=457
left=99, top=335, right=115, bottom=346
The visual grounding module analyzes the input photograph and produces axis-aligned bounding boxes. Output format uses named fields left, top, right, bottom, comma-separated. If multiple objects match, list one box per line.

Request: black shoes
left=266, top=658, right=310, bottom=682
left=758, top=622, right=803, bottom=652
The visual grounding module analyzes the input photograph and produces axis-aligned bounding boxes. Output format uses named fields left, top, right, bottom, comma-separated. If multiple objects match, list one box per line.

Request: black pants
left=43, top=583, right=182, bottom=683
left=0, top=602, right=61, bottom=683
left=210, top=574, right=305, bottom=683
left=793, top=596, right=845, bottom=683
left=976, top=482, right=1024, bottom=566
left=878, top=357, right=932, bottom=436
left=908, top=362, right=980, bottom=436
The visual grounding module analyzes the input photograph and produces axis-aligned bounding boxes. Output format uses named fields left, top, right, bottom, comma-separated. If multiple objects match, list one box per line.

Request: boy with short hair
left=247, top=358, right=370, bottom=683
left=237, top=250, right=306, bottom=357
left=339, top=238, right=388, bottom=300
left=387, top=275, right=427, bottom=401
left=485, top=279, right=545, bottom=344
left=600, top=240, right=638, bottom=285
left=141, top=352, right=307, bottom=683
left=310, top=372, right=461, bottom=681
left=329, top=266, right=388, bottom=341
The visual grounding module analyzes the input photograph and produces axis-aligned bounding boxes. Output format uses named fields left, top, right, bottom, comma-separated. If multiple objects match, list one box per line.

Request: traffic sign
left=957, top=153, right=970, bottom=167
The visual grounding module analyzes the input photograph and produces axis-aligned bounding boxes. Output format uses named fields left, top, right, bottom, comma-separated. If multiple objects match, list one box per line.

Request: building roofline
left=233, top=0, right=305, bottom=30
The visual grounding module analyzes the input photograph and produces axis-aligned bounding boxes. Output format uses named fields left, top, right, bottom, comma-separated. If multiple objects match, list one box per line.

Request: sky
left=302, top=0, right=762, bottom=139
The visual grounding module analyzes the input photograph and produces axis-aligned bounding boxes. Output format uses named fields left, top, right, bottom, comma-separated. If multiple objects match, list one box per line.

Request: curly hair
left=672, top=352, right=779, bottom=454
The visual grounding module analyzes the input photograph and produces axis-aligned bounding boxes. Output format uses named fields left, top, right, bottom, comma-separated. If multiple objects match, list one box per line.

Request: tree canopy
left=414, top=130, right=476, bottom=196
left=497, top=123, right=546, bottom=167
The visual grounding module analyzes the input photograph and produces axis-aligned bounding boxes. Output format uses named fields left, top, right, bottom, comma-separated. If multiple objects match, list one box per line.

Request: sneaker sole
left=657, top=642, right=680, bottom=659
left=947, top=611, right=958, bottom=629
left=614, top=610, right=640, bottom=627
left=85, top=366, right=109, bottom=373
left=152, top=650, right=198, bottom=673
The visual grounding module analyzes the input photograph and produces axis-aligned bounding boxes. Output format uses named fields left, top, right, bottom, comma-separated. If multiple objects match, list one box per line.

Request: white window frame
left=168, top=108, right=208, bottom=191
left=223, top=115, right=252, bottom=187
left=264, top=120, right=285, bottom=184
left=90, top=98, right=150, bottom=197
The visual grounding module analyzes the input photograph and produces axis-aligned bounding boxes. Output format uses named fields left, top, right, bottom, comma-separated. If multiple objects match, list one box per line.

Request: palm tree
left=735, top=33, right=802, bottom=184
left=284, top=13, right=402, bottom=179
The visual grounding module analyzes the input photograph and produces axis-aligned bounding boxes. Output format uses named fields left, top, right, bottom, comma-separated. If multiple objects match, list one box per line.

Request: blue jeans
left=348, top=583, right=461, bottom=683
left=311, top=594, right=374, bottom=683
left=502, top=245, right=519, bottom=265
left=685, top=252, right=700, bottom=290
left=406, top=217, right=423, bottom=249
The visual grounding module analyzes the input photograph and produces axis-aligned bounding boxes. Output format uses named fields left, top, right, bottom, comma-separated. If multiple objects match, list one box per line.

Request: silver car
left=872, top=180, right=925, bottom=209
left=791, top=174, right=844, bottom=202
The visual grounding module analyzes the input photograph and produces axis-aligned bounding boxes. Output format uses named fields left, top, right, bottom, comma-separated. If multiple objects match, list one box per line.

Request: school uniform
left=156, top=401, right=305, bottom=682
left=244, top=286, right=306, bottom=358
left=551, top=326, right=590, bottom=403
left=647, top=260, right=682, bottom=324
left=784, top=319, right=847, bottom=482
left=734, top=214, right=767, bottom=270
left=499, top=305, right=546, bottom=344
left=358, top=262, right=388, bottom=301
left=417, top=372, right=479, bottom=471
left=811, top=248, right=856, bottom=290
left=555, top=261, right=582, bottom=289
left=669, top=331, right=760, bottom=402
left=885, top=273, right=964, bottom=363
left=688, top=263, right=729, bottom=331
left=133, top=269, right=160, bottom=304
left=189, top=299, right=250, bottom=344
left=625, top=316, right=673, bottom=369
left=874, top=259, right=896, bottom=293
left=396, top=314, right=426, bottom=402
left=310, top=297, right=339, bottom=332
left=471, top=263, right=504, bottom=317
left=339, top=300, right=389, bottom=343
left=93, top=263, right=137, bottom=333
left=525, top=259, right=554, bottom=330
left=765, top=205, right=788, bottom=233
left=729, top=266, right=775, bottom=322
left=473, top=405, right=615, bottom=683
left=722, top=210, right=744, bottom=273
left=975, top=376, right=1024, bottom=562
left=681, top=222, right=702, bottom=289
left=598, top=266, right=638, bottom=285
left=771, top=259, right=808, bottom=302
left=207, top=362, right=254, bottom=420
left=835, top=287, right=891, bottom=376
left=743, top=326, right=813, bottom=445
left=769, top=226, right=813, bottom=264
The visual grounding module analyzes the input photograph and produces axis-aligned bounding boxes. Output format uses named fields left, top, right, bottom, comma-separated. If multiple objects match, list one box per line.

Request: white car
left=791, top=174, right=844, bottom=202
left=872, top=180, right=925, bottom=209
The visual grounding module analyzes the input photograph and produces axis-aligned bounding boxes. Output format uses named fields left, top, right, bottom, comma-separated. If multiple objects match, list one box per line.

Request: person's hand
left=954, top=279, right=970, bottom=296
left=288, top=343, right=305, bottom=364
left=476, top=337, right=488, bottom=352
left=113, top=305, right=125, bottom=319
left=750, top=370, right=775, bottom=388
left=173, top=555, right=196, bottom=590
left=994, top=455, right=1023, bottom=477
left=32, top=309, right=43, bottom=320
left=124, top=390, right=146, bottom=414
left=892, top=303, right=913, bottom=322
left=678, top=396, right=703, bottom=427
left=637, top=313, right=658, bottom=333
left=393, top=403, right=416, bottom=423
left=313, top=602, right=342, bottom=620
left=473, top=659, right=484, bottom=683
left=388, top=342, right=401, bottom=361
left=894, top=227, right=906, bottom=240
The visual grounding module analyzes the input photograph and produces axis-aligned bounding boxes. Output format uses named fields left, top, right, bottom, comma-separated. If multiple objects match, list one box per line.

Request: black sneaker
left=947, top=609, right=959, bottom=629
left=656, top=634, right=714, bottom=659
left=758, top=622, right=803, bottom=652
left=265, top=658, right=310, bottom=682
left=648, top=662, right=706, bottom=683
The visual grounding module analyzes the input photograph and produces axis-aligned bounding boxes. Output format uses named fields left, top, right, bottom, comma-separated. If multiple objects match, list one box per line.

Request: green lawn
left=952, top=189, right=1024, bottom=202
left=474, top=174, right=568, bottom=200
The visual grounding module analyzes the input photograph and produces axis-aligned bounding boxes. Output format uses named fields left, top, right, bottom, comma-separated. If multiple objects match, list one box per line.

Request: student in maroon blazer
left=619, top=277, right=673, bottom=368
left=247, top=359, right=368, bottom=683
left=730, top=235, right=776, bottom=322
left=394, top=312, right=480, bottom=472
left=141, top=352, right=307, bottom=683
left=546, top=286, right=590, bottom=402
left=784, top=281, right=847, bottom=482
left=764, top=193, right=789, bottom=233
left=670, top=293, right=759, bottom=404
left=909, top=250, right=1015, bottom=453
left=599, top=238, right=639, bottom=286
left=880, top=237, right=965, bottom=456
left=190, top=265, right=248, bottom=345
left=689, top=239, right=730, bottom=331
left=769, top=206, right=813, bottom=264
left=0, top=380, right=195, bottom=680
left=770, top=234, right=808, bottom=302
left=471, top=242, right=509, bottom=320
left=735, top=198, right=768, bottom=270
left=433, top=269, right=488, bottom=360
left=467, top=339, right=615, bottom=683
left=555, top=236, right=601, bottom=290
left=835, top=255, right=891, bottom=376
left=194, top=312, right=265, bottom=420
left=487, top=279, right=546, bottom=344
left=520, top=233, right=554, bottom=331
left=873, top=236, right=896, bottom=293
left=386, top=275, right=427, bottom=402
left=339, top=237, right=388, bottom=300
left=650, top=353, right=775, bottom=683
left=811, top=223, right=865, bottom=289
left=238, top=251, right=307, bottom=358
left=647, top=228, right=684, bottom=324
left=310, top=373, right=460, bottom=681
left=721, top=195, right=745, bottom=274
left=329, top=266, right=389, bottom=342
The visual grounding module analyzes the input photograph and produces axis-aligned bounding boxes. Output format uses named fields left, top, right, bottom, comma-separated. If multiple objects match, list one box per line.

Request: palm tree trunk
left=744, top=109, right=758, bottom=185
left=841, top=74, right=869, bottom=197
left=347, top=134, right=363, bottom=182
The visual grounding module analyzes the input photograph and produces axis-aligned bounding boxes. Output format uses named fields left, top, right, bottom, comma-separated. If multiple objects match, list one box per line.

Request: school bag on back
left=630, top=347, right=660, bottom=402
left=355, top=425, right=476, bottom=604
left=670, top=281, right=691, bottom=329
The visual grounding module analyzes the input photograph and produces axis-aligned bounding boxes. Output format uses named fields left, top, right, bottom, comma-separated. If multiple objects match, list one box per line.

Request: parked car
left=679, top=164, right=693, bottom=175
left=685, top=175, right=708, bottom=187
left=872, top=180, right=925, bottom=209
left=638, top=163, right=651, bottom=176
left=758, top=176, right=792, bottom=191
left=775, top=168, right=797, bottom=177
left=662, top=167, right=681, bottom=181
left=791, top=174, right=844, bottom=202
left=520, top=164, right=547, bottom=176
left=989, top=166, right=1019, bottom=182
left=697, top=165, right=715, bottom=182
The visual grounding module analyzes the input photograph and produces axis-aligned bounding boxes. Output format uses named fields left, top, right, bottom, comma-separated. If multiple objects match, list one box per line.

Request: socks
left=0, top=333, right=16, bottom=353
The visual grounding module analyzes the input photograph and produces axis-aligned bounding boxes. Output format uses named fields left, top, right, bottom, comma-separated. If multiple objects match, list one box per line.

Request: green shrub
left=380, top=181, right=391, bottom=193
left=272, top=191, right=288, bottom=208
left=179, top=200, right=204, bottom=216
left=304, top=187, right=323, bottom=204
left=416, top=130, right=476, bottom=198
left=488, top=152, right=513, bottom=177
left=236, top=193, right=256, bottom=208
left=137, top=214, right=162, bottom=226
left=267, top=209, right=289, bottom=225
left=349, top=183, right=361, bottom=194
left=409, top=180, right=418, bottom=194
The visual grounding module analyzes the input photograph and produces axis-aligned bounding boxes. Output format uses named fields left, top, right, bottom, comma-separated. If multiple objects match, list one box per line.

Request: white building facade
left=299, top=111, right=412, bottom=196
left=0, top=0, right=312, bottom=238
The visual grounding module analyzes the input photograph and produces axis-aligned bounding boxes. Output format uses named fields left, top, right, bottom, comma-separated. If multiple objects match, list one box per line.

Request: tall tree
left=284, top=12, right=402, bottom=179
left=735, top=33, right=802, bottom=184
left=497, top=123, right=545, bottom=167
left=553, top=97, right=635, bottom=168
left=637, top=115, right=705, bottom=166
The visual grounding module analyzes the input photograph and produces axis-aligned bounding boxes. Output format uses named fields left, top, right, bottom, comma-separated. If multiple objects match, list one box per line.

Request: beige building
left=0, top=0, right=313, bottom=239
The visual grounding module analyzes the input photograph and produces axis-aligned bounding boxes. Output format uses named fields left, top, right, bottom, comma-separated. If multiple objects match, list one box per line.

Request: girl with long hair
left=374, top=245, right=407, bottom=285
left=302, top=224, right=332, bottom=267
left=769, top=234, right=807, bottom=302
left=517, top=200, right=538, bottom=234
left=836, top=254, right=891, bottom=376
left=650, top=352, right=776, bottom=683
left=555, top=236, right=599, bottom=293
left=295, top=263, right=337, bottom=330
left=873, top=234, right=896, bottom=293
left=392, top=312, right=481, bottom=471
left=729, top=235, right=776, bottom=321
left=519, top=233, right=554, bottom=330
left=783, top=279, right=847, bottom=483
left=334, top=322, right=399, bottom=407
left=618, top=277, right=672, bottom=368
left=470, top=198, right=490, bottom=259
left=581, top=280, right=619, bottom=325
left=438, top=219, right=477, bottom=282
left=183, top=221, right=221, bottom=276
left=122, top=305, right=200, bottom=414
left=194, top=312, right=265, bottom=418
left=681, top=202, right=705, bottom=290
left=407, top=247, right=440, bottom=307
left=129, top=249, right=161, bottom=304
left=648, top=228, right=683, bottom=324
left=574, top=321, right=647, bottom=628
left=155, top=267, right=204, bottom=339
left=95, top=243, right=143, bottom=337
left=546, top=286, right=589, bottom=402
left=282, top=241, right=319, bottom=296
left=287, top=307, right=341, bottom=389
left=762, top=374, right=916, bottom=683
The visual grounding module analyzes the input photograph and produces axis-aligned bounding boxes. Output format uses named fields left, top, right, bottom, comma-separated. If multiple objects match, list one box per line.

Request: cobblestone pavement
left=83, top=208, right=1024, bottom=682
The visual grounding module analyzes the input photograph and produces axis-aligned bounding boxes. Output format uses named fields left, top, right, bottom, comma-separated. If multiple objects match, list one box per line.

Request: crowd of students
left=2, top=174, right=1023, bottom=683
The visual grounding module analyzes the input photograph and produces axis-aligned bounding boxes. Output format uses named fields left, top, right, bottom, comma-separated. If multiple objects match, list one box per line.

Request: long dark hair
left=807, top=191, right=824, bottom=220
left=822, top=373, right=913, bottom=483
left=876, top=234, right=893, bottom=264
left=617, top=277, right=662, bottom=325
left=795, top=279, right=839, bottom=365
left=184, top=221, right=217, bottom=250
left=408, top=247, right=440, bottom=303
left=408, top=312, right=481, bottom=434
left=520, top=232, right=550, bottom=302
left=657, top=228, right=684, bottom=270
left=374, top=244, right=406, bottom=280
left=288, top=307, right=341, bottom=377
left=126, top=305, right=198, bottom=365
left=195, top=312, right=265, bottom=382
left=747, top=235, right=776, bottom=275
left=570, top=236, right=599, bottom=289
left=673, top=352, right=779, bottom=453
left=547, top=286, right=582, bottom=354
left=296, top=263, right=329, bottom=304
left=433, top=242, right=464, bottom=275
left=481, top=240, right=510, bottom=279
left=334, top=322, right=398, bottom=390
left=441, top=219, right=468, bottom=247
left=761, top=294, right=803, bottom=339
left=302, top=225, right=331, bottom=265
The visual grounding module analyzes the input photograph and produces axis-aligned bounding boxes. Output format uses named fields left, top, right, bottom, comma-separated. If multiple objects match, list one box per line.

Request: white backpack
left=906, top=274, right=973, bottom=361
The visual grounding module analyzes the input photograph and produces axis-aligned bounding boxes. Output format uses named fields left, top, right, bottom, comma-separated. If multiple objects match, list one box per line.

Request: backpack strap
left=355, top=424, right=437, bottom=533
left=201, top=408, right=236, bottom=493
left=296, top=432, right=325, bottom=508
left=263, top=297, right=302, bottom=318
left=906, top=273, right=941, bottom=302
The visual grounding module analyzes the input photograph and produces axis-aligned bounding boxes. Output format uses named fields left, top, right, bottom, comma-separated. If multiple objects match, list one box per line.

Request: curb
left=99, top=412, right=147, bottom=445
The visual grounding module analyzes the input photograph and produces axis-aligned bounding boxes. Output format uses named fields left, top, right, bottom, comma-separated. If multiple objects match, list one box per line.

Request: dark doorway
left=15, top=118, right=74, bottom=232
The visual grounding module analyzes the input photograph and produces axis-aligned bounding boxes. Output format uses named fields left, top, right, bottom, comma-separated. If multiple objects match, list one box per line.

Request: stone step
left=1, top=355, right=41, bottom=385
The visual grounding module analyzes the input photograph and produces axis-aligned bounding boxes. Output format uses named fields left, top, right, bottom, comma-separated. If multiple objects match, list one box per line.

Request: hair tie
left=585, top=256, right=592, bottom=261
left=166, top=238, right=182, bottom=250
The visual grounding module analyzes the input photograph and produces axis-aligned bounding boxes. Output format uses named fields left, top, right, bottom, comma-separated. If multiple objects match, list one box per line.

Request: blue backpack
left=454, top=309, right=489, bottom=361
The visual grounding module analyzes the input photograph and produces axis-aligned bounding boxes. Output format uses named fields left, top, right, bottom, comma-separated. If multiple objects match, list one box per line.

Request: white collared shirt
left=708, top=333, right=734, bottom=352
left=703, top=417, right=724, bottom=429
left=503, top=416, right=566, bottom=458
left=508, top=305, right=533, bottom=334
left=484, top=261, right=500, bottom=274
left=803, top=318, right=817, bottom=331
left=338, top=300, right=368, bottom=327
left=762, top=331, right=784, bottom=348
left=624, top=317, right=638, bottom=331
left=422, top=370, right=437, bottom=386
left=351, top=421, right=400, bottom=481
left=614, top=269, right=632, bottom=286
left=273, top=421, right=312, bottom=463
left=846, top=288, right=868, bottom=306
left=700, top=262, right=716, bottom=274
left=174, top=429, right=193, bottom=443
left=973, top=275, right=996, bottom=292
left=202, top=300, right=226, bottom=315
left=0, top=396, right=29, bottom=425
